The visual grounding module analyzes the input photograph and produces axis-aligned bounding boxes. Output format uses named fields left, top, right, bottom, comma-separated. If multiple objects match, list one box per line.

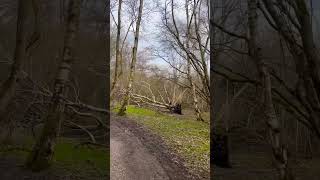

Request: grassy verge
left=114, top=105, right=210, bottom=175
left=0, top=138, right=109, bottom=177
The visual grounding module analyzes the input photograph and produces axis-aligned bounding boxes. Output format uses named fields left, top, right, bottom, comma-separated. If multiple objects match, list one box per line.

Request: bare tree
left=118, top=0, right=144, bottom=115
left=185, top=0, right=203, bottom=121
left=25, top=0, right=81, bottom=170
left=130, top=81, right=186, bottom=114
left=0, top=0, right=35, bottom=120
left=248, top=0, right=293, bottom=179
left=210, top=0, right=320, bottom=138
left=111, top=0, right=123, bottom=94
left=210, top=0, right=320, bottom=178
left=162, top=0, right=210, bottom=106
left=260, top=0, right=320, bottom=139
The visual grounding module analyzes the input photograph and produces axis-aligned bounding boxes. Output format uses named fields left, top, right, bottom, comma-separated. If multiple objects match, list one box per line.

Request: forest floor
left=212, top=128, right=320, bottom=180
left=111, top=105, right=210, bottom=180
left=0, top=125, right=109, bottom=180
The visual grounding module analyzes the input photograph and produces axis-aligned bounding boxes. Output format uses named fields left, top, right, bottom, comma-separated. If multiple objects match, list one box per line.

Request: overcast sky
left=110, top=0, right=320, bottom=68
left=110, top=0, right=194, bottom=69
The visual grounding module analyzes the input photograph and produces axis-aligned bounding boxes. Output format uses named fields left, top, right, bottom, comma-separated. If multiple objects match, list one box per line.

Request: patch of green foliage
left=53, top=138, right=109, bottom=176
left=112, top=104, right=159, bottom=116
left=0, top=138, right=109, bottom=177
left=126, top=105, right=159, bottom=116
left=124, top=105, right=210, bottom=175
left=0, top=145, right=30, bottom=157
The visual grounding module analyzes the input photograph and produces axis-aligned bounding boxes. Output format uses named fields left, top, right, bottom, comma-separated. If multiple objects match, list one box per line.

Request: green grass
left=126, top=105, right=159, bottom=116
left=53, top=138, right=109, bottom=176
left=115, top=105, right=210, bottom=175
left=0, top=138, right=109, bottom=177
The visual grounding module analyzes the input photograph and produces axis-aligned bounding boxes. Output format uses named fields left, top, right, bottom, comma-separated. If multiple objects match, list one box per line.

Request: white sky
left=110, top=0, right=320, bottom=69
left=110, top=0, right=191, bottom=69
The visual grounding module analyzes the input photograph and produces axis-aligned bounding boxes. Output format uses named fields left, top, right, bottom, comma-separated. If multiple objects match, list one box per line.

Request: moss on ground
left=0, top=138, right=109, bottom=178
left=114, top=105, right=210, bottom=175
left=53, top=138, right=109, bottom=176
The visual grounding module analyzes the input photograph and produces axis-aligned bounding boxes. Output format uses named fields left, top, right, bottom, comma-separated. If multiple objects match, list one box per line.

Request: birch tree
left=210, top=0, right=320, bottom=178
left=261, top=0, right=320, bottom=139
left=111, top=0, right=123, bottom=94
left=162, top=0, right=210, bottom=106
left=248, top=1, right=293, bottom=179
left=26, top=0, right=81, bottom=170
left=118, top=0, right=144, bottom=115
left=185, top=0, right=203, bottom=121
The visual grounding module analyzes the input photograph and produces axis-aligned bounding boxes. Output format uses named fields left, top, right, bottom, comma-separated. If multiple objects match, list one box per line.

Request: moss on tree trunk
left=118, top=0, right=144, bottom=116
left=25, top=0, right=80, bottom=171
left=25, top=104, right=63, bottom=170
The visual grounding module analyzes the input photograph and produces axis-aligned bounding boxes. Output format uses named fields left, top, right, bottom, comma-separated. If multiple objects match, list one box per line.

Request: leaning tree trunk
left=247, top=0, right=293, bottom=179
left=111, top=0, right=123, bottom=94
left=118, top=0, right=144, bottom=116
left=25, top=0, right=81, bottom=171
left=261, top=62, right=294, bottom=180
left=193, top=0, right=210, bottom=107
left=0, top=0, right=30, bottom=120
left=185, top=0, right=203, bottom=121
left=261, top=0, right=320, bottom=139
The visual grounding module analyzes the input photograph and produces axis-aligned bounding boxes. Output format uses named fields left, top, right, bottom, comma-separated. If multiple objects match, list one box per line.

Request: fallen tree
left=127, top=81, right=186, bottom=115
left=0, top=60, right=108, bottom=154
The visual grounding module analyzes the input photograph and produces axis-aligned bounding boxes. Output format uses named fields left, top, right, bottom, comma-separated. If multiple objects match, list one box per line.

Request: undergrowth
left=0, top=137, right=109, bottom=177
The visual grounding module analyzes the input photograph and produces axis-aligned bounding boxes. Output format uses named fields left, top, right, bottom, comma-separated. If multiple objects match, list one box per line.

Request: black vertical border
left=105, top=0, right=111, bottom=179
left=209, top=0, right=214, bottom=178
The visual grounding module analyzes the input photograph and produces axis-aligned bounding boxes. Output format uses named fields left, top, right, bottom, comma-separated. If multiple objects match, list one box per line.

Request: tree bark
left=25, top=0, right=81, bottom=171
left=261, top=0, right=320, bottom=139
left=111, top=0, right=123, bottom=94
left=295, top=0, right=320, bottom=95
left=186, top=0, right=203, bottom=121
left=248, top=0, right=293, bottom=179
left=211, top=132, right=231, bottom=168
left=118, top=0, right=144, bottom=115
left=193, top=0, right=210, bottom=105
left=0, top=0, right=30, bottom=120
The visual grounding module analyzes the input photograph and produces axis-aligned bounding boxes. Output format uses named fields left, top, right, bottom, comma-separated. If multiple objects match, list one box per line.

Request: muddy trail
left=110, top=114, right=200, bottom=180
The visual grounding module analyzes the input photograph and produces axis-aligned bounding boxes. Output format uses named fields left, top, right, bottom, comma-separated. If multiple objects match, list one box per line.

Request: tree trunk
left=169, top=103, right=182, bottom=114
left=211, top=133, right=231, bottom=168
left=186, top=0, right=203, bottom=121
left=118, top=0, right=144, bottom=116
left=261, top=0, right=320, bottom=138
left=0, top=0, right=30, bottom=120
left=25, top=0, right=81, bottom=171
left=295, top=0, right=320, bottom=96
left=193, top=0, right=210, bottom=106
left=248, top=0, right=293, bottom=179
left=111, top=0, right=123, bottom=94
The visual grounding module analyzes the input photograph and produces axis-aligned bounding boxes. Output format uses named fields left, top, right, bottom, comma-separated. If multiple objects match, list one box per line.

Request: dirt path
left=111, top=120, right=169, bottom=180
left=110, top=115, right=197, bottom=180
